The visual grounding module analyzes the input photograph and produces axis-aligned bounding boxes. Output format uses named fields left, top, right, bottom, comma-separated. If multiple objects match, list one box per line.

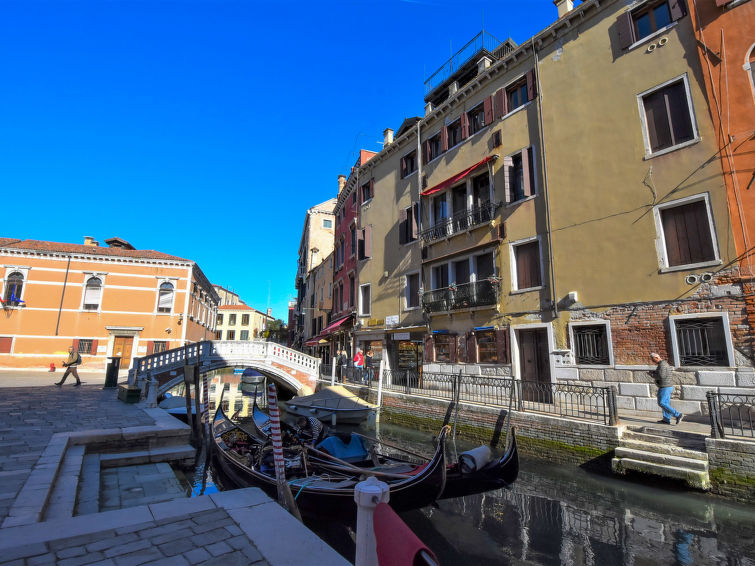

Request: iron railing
left=707, top=391, right=755, bottom=439
left=421, top=202, right=499, bottom=243
left=319, top=369, right=618, bottom=425
left=422, top=279, right=499, bottom=313
left=424, top=31, right=504, bottom=96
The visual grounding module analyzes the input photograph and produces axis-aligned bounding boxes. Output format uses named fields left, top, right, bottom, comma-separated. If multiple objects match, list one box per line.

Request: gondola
left=211, top=400, right=449, bottom=518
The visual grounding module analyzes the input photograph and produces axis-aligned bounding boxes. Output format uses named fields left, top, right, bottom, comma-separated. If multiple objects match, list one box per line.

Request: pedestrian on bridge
left=650, top=352, right=683, bottom=425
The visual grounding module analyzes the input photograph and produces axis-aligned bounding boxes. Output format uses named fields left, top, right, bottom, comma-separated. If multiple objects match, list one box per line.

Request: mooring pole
left=267, top=383, right=302, bottom=521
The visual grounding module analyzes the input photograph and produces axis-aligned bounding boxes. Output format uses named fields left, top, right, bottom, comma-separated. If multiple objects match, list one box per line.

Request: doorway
left=113, top=336, right=134, bottom=370
left=517, top=328, right=551, bottom=403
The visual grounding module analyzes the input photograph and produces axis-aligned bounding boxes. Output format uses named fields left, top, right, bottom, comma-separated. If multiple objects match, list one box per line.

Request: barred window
left=676, top=317, right=728, bottom=366
left=77, top=339, right=93, bottom=354
left=153, top=341, right=168, bottom=353
left=573, top=325, right=610, bottom=365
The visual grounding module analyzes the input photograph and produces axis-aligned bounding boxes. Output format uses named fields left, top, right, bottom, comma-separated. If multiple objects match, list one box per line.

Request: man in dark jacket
left=650, top=352, right=682, bottom=424
left=56, top=346, right=82, bottom=386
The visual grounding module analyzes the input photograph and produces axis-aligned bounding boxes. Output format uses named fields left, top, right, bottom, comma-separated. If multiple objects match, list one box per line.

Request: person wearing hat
left=650, top=352, right=682, bottom=425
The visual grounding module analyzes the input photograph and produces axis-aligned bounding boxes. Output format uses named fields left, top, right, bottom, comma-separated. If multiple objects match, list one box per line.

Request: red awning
left=303, top=336, right=323, bottom=347
left=321, top=315, right=352, bottom=336
left=421, top=155, right=497, bottom=197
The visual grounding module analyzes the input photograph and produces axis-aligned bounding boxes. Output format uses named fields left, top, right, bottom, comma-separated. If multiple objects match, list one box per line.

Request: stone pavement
left=0, top=381, right=349, bottom=566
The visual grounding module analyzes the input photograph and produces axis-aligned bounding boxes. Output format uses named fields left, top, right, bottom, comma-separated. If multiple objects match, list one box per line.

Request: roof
left=0, top=238, right=190, bottom=262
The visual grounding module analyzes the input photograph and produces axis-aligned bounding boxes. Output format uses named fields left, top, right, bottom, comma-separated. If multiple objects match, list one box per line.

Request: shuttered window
left=83, top=277, right=102, bottom=310
left=358, top=225, right=372, bottom=260
left=401, top=152, right=417, bottom=178
left=434, top=334, right=456, bottom=363
left=642, top=80, right=695, bottom=153
left=660, top=200, right=716, bottom=267
left=157, top=282, right=174, bottom=313
left=425, top=133, right=442, bottom=162
left=618, top=1, right=687, bottom=49
left=241, top=314, right=249, bottom=325
left=399, top=203, right=419, bottom=245
left=468, top=104, right=485, bottom=135
left=405, top=273, right=420, bottom=309
left=226, top=330, right=235, bottom=340
left=359, top=284, right=371, bottom=316
left=447, top=119, right=462, bottom=148
left=514, top=240, right=542, bottom=290
left=477, top=330, right=497, bottom=363
left=504, top=147, right=535, bottom=203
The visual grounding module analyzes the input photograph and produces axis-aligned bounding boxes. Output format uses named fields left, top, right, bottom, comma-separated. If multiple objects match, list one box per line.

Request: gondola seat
left=316, top=433, right=369, bottom=463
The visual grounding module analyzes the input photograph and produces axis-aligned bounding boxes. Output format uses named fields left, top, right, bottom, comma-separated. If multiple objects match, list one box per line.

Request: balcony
left=421, top=202, right=499, bottom=243
left=422, top=278, right=500, bottom=314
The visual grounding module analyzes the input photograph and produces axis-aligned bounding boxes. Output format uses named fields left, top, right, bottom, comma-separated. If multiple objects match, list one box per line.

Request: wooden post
left=267, top=383, right=302, bottom=521
left=193, top=366, right=202, bottom=440
left=183, top=364, right=198, bottom=446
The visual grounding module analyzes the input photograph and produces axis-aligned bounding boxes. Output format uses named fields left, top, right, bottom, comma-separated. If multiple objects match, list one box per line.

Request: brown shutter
left=91, top=339, right=98, bottom=355
left=364, top=225, right=372, bottom=258
left=495, top=328, right=509, bottom=364
left=0, top=337, right=12, bottom=354
left=356, top=228, right=365, bottom=259
left=399, top=207, right=408, bottom=245
left=369, top=178, right=374, bottom=198
left=424, top=140, right=431, bottom=163
left=484, top=96, right=493, bottom=126
left=441, top=124, right=449, bottom=152
left=494, top=89, right=505, bottom=119
left=147, top=341, right=154, bottom=355
left=516, top=241, right=541, bottom=289
left=503, top=156, right=514, bottom=203
left=669, top=0, right=686, bottom=20
left=461, top=112, right=469, bottom=139
left=411, top=202, right=419, bottom=240
left=503, top=87, right=509, bottom=115
left=401, top=157, right=407, bottom=178
left=526, top=69, right=537, bottom=101
left=424, top=335, right=434, bottom=363
left=466, top=332, right=477, bottom=364
left=72, top=339, right=80, bottom=352
left=522, top=147, right=533, bottom=197
left=449, top=335, right=458, bottom=362
left=616, top=12, right=634, bottom=49
left=661, top=201, right=715, bottom=266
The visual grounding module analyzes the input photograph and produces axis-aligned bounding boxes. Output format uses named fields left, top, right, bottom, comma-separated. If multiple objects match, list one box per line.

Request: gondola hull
left=440, top=433, right=519, bottom=499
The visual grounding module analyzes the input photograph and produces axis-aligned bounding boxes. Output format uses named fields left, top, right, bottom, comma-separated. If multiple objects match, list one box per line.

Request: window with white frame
left=405, top=273, right=420, bottom=309
left=3, top=271, right=25, bottom=306
left=511, top=238, right=542, bottom=291
left=323, top=218, right=332, bottom=229
left=639, top=76, right=698, bottom=156
left=654, top=195, right=718, bottom=269
left=571, top=322, right=612, bottom=366
left=504, top=147, right=536, bottom=204
left=83, top=277, right=103, bottom=311
left=617, top=0, right=687, bottom=49
left=359, top=284, right=371, bottom=316
left=670, top=314, right=732, bottom=367
left=157, top=282, right=174, bottom=313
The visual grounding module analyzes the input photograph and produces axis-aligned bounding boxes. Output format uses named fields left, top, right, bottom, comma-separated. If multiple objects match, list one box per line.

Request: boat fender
left=459, top=445, right=492, bottom=473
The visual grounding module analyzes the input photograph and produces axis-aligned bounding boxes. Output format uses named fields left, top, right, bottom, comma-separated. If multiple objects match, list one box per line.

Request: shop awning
left=304, top=336, right=330, bottom=346
left=421, top=155, right=497, bottom=197
left=321, top=314, right=353, bottom=336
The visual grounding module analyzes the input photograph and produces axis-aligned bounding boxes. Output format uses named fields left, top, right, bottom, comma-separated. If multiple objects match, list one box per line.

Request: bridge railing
left=707, top=391, right=755, bottom=439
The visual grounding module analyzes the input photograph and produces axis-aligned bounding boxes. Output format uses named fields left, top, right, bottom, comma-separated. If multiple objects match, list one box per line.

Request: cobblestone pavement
left=0, top=386, right=154, bottom=524
left=100, top=463, right=187, bottom=512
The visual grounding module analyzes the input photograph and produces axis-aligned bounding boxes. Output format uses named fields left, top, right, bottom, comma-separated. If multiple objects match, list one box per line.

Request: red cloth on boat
left=374, top=502, right=438, bottom=566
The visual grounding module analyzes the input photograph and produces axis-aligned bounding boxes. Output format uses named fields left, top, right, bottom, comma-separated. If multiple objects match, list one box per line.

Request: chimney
left=554, top=0, right=574, bottom=18
left=267, top=308, right=272, bottom=317
left=383, top=128, right=394, bottom=147
left=83, top=236, right=99, bottom=247
left=337, top=174, right=346, bottom=195
left=425, top=101, right=434, bottom=117
left=477, top=56, right=492, bottom=75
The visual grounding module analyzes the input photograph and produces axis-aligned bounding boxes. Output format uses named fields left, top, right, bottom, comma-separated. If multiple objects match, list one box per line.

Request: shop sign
left=392, top=332, right=411, bottom=340
left=385, top=315, right=399, bottom=327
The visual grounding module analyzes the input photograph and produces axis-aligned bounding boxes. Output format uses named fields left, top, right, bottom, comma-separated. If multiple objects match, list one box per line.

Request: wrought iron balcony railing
left=422, top=278, right=499, bottom=313
left=421, top=202, right=498, bottom=243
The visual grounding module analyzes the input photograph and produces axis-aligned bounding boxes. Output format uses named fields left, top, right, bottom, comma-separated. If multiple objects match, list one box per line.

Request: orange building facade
left=0, top=237, right=219, bottom=371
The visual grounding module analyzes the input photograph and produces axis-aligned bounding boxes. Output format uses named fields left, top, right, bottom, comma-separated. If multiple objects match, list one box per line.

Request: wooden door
left=113, top=336, right=134, bottom=370
left=518, top=329, right=552, bottom=403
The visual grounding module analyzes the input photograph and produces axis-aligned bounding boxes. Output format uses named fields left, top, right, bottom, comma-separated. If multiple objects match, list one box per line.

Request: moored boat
left=279, top=385, right=376, bottom=425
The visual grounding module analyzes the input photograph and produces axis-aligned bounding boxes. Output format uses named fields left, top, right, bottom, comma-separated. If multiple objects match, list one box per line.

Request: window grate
left=78, top=339, right=93, bottom=354
left=573, top=326, right=609, bottom=365
left=676, top=318, right=727, bottom=366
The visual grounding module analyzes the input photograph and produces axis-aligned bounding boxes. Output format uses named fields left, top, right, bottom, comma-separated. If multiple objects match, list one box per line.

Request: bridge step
left=618, top=438, right=708, bottom=461
left=99, top=444, right=196, bottom=468
left=612, top=457, right=711, bottom=490
left=614, top=447, right=708, bottom=471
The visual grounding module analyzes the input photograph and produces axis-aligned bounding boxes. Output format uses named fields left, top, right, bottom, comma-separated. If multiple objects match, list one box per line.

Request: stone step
left=75, top=453, right=101, bottom=516
left=614, top=447, right=708, bottom=471
left=43, top=445, right=85, bottom=521
left=99, top=444, right=196, bottom=468
left=612, top=457, right=711, bottom=490
left=624, top=427, right=708, bottom=450
left=618, top=439, right=708, bottom=462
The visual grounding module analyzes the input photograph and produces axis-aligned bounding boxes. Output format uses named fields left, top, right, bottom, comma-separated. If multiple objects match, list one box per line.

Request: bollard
left=354, top=476, right=390, bottom=566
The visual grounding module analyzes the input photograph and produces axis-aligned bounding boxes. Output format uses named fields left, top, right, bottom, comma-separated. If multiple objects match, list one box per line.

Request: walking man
left=56, top=346, right=82, bottom=386
left=650, top=352, right=682, bottom=425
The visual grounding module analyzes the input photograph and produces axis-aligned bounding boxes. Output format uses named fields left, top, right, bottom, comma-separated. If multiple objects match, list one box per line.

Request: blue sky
left=1, top=0, right=566, bottom=320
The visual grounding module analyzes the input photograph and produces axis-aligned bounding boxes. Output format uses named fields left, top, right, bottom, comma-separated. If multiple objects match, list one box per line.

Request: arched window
left=157, top=282, right=174, bottom=313
left=3, top=272, right=24, bottom=306
left=83, top=277, right=102, bottom=311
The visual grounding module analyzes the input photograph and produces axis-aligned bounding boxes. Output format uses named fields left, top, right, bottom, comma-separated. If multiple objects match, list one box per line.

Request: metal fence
left=707, top=391, right=755, bottom=439
left=319, top=368, right=618, bottom=425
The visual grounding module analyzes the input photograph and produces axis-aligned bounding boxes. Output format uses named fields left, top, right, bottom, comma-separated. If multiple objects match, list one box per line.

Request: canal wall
left=374, top=390, right=620, bottom=466
left=706, top=437, right=755, bottom=501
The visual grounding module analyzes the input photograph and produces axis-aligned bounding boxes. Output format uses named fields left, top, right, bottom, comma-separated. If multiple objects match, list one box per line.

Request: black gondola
left=211, top=401, right=449, bottom=518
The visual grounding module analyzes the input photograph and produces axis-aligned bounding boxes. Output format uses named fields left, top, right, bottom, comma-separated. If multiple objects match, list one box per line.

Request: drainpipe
left=533, top=42, right=558, bottom=317
left=55, top=255, right=72, bottom=335
left=416, top=120, right=426, bottom=322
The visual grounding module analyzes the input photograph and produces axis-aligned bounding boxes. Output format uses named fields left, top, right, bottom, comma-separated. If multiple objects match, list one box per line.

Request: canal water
left=174, top=373, right=755, bottom=564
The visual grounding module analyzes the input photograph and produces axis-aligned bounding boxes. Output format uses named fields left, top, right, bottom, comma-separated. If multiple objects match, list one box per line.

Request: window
left=359, top=284, right=371, bottom=316
left=405, top=273, right=420, bottom=309
left=672, top=316, right=730, bottom=366
left=83, top=277, right=102, bottom=311
left=640, top=78, right=696, bottom=155
left=656, top=196, right=717, bottom=268
left=240, top=330, right=249, bottom=341
left=475, top=252, right=495, bottom=280
left=401, top=151, right=417, bottom=178
left=504, top=147, right=535, bottom=203
left=352, top=192, right=357, bottom=206
left=77, top=339, right=93, bottom=354
left=229, top=314, right=237, bottom=326
left=399, top=203, right=419, bottom=245
left=349, top=274, right=355, bottom=307
left=357, top=226, right=372, bottom=260
left=217, top=313, right=224, bottom=325
left=432, top=264, right=449, bottom=290
left=617, top=0, right=685, bottom=48
left=468, top=104, right=486, bottom=135
left=350, top=226, right=357, bottom=256
left=434, top=334, right=456, bottom=362
left=323, top=219, right=332, bottom=229
left=153, top=341, right=168, bottom=353
left=362, top=180, right=374, bottom=203
left=157, top=282, right=174, bottom=313
left=512, top=239, right=542, bottom=290
left=477, top=330, right=498, bottom=363
left=433, top=195, right=448, bottom=226
left=447, top=119, right=462, bottom=148
left=3, top=271, right=24, bottom=306
left=472, top=174, right=492, bottom=223
left=507, top=79, right=528, bottom=112
left=226, top=330, right=235, bottom=340
left=241, top=314, right=250, bottom=326
left=572, top=325, right=610, bottom=365
left=425, top=133, right=442, bottom=162
left=340, top=240, right=346, bottom=266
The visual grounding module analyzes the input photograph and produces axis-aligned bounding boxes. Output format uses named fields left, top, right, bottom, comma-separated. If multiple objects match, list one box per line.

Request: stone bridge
left=127, top=340, right=320, bottom=395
